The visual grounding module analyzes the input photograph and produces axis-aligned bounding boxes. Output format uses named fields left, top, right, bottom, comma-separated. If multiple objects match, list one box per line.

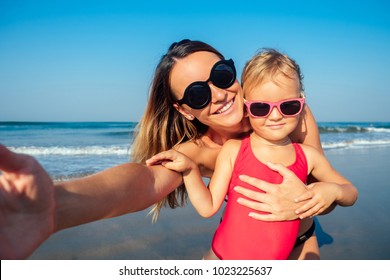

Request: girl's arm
left=146, top=141, right=237, bottom=218
left=194, top=140, right=237, bottom=217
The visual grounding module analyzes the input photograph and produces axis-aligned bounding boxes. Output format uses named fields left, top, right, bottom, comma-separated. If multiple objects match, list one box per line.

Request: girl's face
left=245, top=72, right=302, bottom=144
left=170, top=51, right=245, bottom=136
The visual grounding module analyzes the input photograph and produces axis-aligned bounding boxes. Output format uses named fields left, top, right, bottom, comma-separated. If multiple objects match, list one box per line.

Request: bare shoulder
left=299, top=143, right=328, bottom=170
left=219, top=139, right=242, bottom=160
left=222, top=138, right=242, bottom=149
left=299, top=143, right=323, bottom=157
left=174, top=140, right=205, bottom=160
left=175, top=140, right=220, bottom=177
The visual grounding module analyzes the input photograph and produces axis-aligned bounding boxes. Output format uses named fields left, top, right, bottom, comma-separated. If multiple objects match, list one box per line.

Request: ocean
left=1, top=121, right=390, bottom=181
left=2, top=121, right=390, bottom=260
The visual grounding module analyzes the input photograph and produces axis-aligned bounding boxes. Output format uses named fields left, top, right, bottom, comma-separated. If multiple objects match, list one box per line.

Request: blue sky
left=0, top=0, right=389, bottom=122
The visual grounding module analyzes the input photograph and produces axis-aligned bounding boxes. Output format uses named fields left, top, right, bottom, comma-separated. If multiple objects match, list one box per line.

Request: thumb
left=0, top=144, right=29, bottom=172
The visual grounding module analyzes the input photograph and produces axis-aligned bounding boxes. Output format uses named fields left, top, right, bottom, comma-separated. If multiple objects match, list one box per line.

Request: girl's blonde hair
left=131, top=39, right=224, bottom=221
left=242, top=48, right=305, bottom=98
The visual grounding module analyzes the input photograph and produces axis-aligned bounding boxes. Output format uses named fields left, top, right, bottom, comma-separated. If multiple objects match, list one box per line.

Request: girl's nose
left=268, top=106, right=283, bottom=120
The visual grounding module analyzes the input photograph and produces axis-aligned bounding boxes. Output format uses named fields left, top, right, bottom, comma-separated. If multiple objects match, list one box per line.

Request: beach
left=27, top=145, right=390, bottom=260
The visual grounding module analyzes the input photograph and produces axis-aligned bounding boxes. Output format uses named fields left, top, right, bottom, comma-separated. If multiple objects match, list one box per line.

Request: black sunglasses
left=176, top=59, right=236, bottom=109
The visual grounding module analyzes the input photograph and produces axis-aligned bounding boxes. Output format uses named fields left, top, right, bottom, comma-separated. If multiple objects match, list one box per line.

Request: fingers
left=0, top=174, right=12, bottom=193
left=296, top=204, right=321, bottom=219
left=295, top=199, right=325, bottom=219
left=266, top=162, right=294, bottom=178
left=236, top=196, right=284, bottom=221
left=236, top=195, right=271, bottom=212
left=234, top=186, right=268, bottom=202
left=248, top=212, right=284, bottom=222
left=238, top=175, right=274, bottom=193
left=0, top=145, right=28, bottom=173
left=145, top=151, right=176, bottom=166
left=294, top=191, right=313, bottom=203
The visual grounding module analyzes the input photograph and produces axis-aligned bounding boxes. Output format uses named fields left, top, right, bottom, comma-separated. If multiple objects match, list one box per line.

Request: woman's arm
left=55, top=162, right=183, bottom=231
left=293, top=146, right=358, bottom=218
left=0, top=145, right=183, bottom=259
left=290, top=105, right=324, bottom=154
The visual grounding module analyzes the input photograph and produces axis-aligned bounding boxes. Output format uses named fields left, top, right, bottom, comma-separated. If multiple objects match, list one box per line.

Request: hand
left=0, top=145, right=55, bottom=259
left=234, top=162, right=307, bottom=221
left=294, top=181, right=339, bottom=218
left=146, top=150, right=196, bottom=173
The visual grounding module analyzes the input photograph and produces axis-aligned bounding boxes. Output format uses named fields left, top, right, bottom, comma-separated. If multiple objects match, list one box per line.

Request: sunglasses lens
left=211, top=62, right=236, bottom=89
left=185, top=84, right=211, bottom=109
left=250, top=103, right=271, bottom=117
left=280, top=100, right=302, bottom=115
left=178, top=60, right=235, bottom=109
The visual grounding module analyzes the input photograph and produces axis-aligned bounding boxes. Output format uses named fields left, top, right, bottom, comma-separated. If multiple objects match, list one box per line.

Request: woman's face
left=170, top=51, right=245, bottom=133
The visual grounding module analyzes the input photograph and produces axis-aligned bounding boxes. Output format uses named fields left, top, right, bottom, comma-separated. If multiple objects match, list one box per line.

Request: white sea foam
left=322, top=139, right=390, bottom=150
left=9, top=145, right=130, bottom=156
left=366, top=127, right=390, bottom=133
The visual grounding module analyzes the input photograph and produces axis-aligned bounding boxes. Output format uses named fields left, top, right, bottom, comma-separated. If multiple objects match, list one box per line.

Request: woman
left=0, top=39, right=344, bottom=260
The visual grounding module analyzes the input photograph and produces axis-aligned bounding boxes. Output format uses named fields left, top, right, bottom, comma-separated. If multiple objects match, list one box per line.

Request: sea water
left=1, top=121, right=389, bottom=181
left=0, top=122, right=134, bottom=180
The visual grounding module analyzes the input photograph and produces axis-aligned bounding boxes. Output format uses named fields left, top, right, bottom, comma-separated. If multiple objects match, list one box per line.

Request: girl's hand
left=234, top=162, right=307, bottom=221
left=146, top=150, right=196, bottom=173
left=294, top=182, right=339, bottom=219
left=0, top=145, right=55, bottom=259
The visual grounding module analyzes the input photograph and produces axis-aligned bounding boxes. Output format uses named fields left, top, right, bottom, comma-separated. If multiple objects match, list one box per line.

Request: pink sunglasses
left=244, top=98, right=305, bottom=118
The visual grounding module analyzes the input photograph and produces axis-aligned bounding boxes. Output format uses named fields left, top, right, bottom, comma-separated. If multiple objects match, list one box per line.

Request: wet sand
left=29, top=146, right=390, bottom=260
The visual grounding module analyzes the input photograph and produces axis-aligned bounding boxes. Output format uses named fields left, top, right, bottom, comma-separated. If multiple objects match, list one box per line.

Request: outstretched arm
left=0, top=145, right=183, bottom=259
left=55, top=162, right=183, bottom=231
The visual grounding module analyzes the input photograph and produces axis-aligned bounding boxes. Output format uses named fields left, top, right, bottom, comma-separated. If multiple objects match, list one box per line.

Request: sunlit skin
left=152, top=60, right=322, bottom=259
left=1, top=50, right=355, bottom=260
left=148, top=67, right=358, bottom=259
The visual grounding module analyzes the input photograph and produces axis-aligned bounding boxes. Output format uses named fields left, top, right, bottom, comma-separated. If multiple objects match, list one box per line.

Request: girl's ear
left=173, top=103, right=195, bottom=120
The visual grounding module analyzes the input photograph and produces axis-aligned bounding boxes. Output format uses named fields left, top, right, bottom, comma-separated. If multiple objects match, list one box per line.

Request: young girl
left=146, top=48, right=358, bottom=260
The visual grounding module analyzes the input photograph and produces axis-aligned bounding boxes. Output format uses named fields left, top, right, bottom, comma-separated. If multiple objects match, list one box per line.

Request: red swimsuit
left=211, top=136, right=308, bottom=260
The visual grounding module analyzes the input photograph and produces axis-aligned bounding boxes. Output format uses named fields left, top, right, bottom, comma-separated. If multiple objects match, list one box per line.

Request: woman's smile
left=214, top=97, right=235, bottom=115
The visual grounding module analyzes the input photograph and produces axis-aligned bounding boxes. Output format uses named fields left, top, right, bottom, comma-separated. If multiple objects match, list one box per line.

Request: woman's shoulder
left=175, top=139, right=220, bottom=178
left=175, top=139, right=207, bottom=154
left=175, top=139, right=219, bottom=161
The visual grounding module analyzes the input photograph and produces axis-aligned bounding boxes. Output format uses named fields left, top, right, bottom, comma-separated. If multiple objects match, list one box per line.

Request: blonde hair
left=131, top=40, right=224, bottom=221
left=242, top=48, right=305, bottom=98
